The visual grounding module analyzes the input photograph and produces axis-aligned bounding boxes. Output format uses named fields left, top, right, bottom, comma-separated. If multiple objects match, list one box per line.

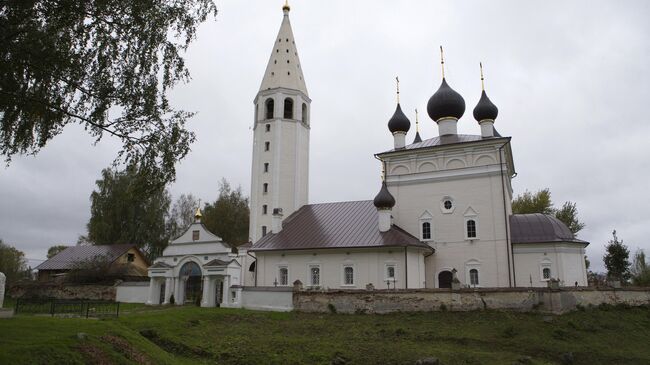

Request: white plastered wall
left=255, top=248, right=428, bottom=289
left=383, top=142, right=514, bottom=288
left=513, top=243, right=588, bottom=287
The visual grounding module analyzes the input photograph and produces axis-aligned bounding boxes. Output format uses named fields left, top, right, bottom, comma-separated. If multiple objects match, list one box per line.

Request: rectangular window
left=543, top=267, right=551, bottom=280
left=422, top=222, right=431, bottom=240
left=466, top=219, right=477, bottom=239
left=192, top=230, right=200, bottom=241
left=127, top=253, right=135, bottom=262
left=262, top=226, right=267, bottom=236
left=263, top=183, right=268, bottom=193
left=262, top=205, right=268, bottom=214
left=386, top=265, right=396, bottom=280
left=265, top=124, right=271, bottom=132
left=279, top=266, right=288, bottom=286
left=264, top=141, right=270, bottom=151
left=343, top=266, right=354, bottom=285
left=470, top=269, right=479, bottom=286
left=310, top=266, right=320, bottom=286
left=264, top=163, right=269, bottom=173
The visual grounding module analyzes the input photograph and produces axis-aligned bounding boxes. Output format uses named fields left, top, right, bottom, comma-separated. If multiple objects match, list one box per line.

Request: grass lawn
left=1, top=304, right=649, bottom=365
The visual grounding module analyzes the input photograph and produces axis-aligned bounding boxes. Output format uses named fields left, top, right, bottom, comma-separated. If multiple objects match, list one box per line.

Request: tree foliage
left=46, top=245, right=68, bottom=259
left=603, top=230, right=631, bottom=282
left=0, top=1, right=217, bottom=186
left=512, top=189, right=554, bottom=215
left=631, top=249, right=650, bottom=286
left=203, top=179, right=249, bottom=245
left=511, top=188, right=585, bottom=236
left=167, top=193, right=199, bottom=240
left=0, top=239, right=29, bottom=286
left=86, top=166, right=171, bottom=261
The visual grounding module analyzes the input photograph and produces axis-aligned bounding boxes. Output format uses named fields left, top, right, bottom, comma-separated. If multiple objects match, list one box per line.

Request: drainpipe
left=499, top=141, right=515, bottom=287
left=404, top=246, right=408, bottom=289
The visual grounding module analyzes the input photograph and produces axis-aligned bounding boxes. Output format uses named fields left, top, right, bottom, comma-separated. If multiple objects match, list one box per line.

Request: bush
left=439, top=303, right=447, bottom=312
left=327, top=303, right=337, bottom=314
left=502, top=325, right=517, bottom=338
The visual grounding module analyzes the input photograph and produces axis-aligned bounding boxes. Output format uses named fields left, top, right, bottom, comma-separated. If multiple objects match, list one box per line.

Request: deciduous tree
left=86, top=166, right=171, bottom=260
left=512, top=188, right=585, bottom=237
left=1, top=1, right=217, bottom=186
left=46, top=245, right=68, bottom=259
left=0, top=239, right=29, bottom=286
left=203, top=179, right=249, bottom=245
left=631, top=249, right=650, bottom=286
left=603, top=230, right=631, bottom=282
left=168, top=193, right=200, bottom=240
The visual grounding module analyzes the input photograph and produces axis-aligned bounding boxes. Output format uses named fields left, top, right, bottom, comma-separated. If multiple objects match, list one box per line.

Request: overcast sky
left=1, top=1, right=649, bottom=272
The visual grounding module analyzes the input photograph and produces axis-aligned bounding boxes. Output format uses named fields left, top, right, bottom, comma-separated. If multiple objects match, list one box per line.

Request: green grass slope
left=1, top=305, right=649, bottom=365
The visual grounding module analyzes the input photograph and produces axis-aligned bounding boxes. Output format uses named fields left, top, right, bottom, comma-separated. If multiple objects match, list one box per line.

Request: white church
left=147, top=3, right=589, bottom=307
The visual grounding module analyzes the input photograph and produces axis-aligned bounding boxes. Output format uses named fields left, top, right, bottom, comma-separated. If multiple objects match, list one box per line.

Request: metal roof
left=251, top=201, right=431, bottom=251
left=510, top=214, right=588, bottom=245
left=378, top=134, right=509, bottom=155
left=35, top=244, right=138, bottom=270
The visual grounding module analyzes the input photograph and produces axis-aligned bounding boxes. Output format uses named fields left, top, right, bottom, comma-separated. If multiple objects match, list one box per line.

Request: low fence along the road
left=14, top=298, right=120, bottom=318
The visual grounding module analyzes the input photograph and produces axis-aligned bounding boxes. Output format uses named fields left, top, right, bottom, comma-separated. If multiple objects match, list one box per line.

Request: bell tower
left=249, top=2, right=310, bottom=243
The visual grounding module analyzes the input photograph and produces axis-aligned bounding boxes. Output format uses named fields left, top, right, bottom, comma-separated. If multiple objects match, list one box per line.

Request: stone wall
left=293, top=287, right=650, bottom=314
left=9, top=282, right=117, bottom=301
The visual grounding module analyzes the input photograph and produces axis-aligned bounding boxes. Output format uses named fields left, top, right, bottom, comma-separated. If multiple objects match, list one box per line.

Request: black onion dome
left=388, top=103, right=411, bottom=133
left=427, top=78, right=466, bottom=121
left=473, top=90, right=499, bottom=121
left=373, top=181, right=395, bottom=209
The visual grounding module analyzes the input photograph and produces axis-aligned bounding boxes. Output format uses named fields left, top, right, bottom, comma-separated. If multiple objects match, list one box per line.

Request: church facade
left=147, top=3, right=589, bottom=307
left=248, top=4, right=588, bottom=290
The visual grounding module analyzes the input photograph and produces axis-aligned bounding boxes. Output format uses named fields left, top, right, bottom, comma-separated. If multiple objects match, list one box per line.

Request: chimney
left=272, top=208, right=283, bottom=233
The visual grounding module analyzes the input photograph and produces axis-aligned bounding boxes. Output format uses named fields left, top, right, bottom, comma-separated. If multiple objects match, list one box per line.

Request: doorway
left=438, top=270, right=453, bottom=288
left=180, top=261, right=202, bottom=305
left=215, top=280, right=224, bottom=307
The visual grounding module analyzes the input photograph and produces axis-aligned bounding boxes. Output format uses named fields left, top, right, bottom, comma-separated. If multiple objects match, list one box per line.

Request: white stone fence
left=292, top=287, right=650, bottom=314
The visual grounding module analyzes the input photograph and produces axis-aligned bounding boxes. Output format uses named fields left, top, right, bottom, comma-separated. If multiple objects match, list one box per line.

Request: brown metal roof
left=378, top=134, right=509, bottom=155
left=35, top=244, right=137, bottom=270
left=251, top=201, right=431, bottom=251
left=510, top=214, right=588, bottom=245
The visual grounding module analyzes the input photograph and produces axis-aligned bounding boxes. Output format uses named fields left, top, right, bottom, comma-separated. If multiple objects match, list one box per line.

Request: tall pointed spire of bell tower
left=258, top=2, right=308, bottom=96
left=249, top=3, right=311, bottom=244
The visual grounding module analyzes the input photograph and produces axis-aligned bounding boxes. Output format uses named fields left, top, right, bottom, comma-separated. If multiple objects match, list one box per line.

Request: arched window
left=249, top=261, right=256, bottom=272
left=386, top=265, right=396, bottom=280
left=262, top=205, right=268, bottom=214
left=466, top=219, right=477, bottom=238
left=422, top=222, right=431, bottom=240
left=279, top=266, right=288, bottom=285
left=469, top=269, right=479, bottom=286
left=265, top=98, right=274, bottom=119
left=283, top=98, right=293, bottom=119
left=543, top=267, right=551, bottom=280
left=343, top=266, right=354, bottom=285
left=302, top=103, right=308, bottom=124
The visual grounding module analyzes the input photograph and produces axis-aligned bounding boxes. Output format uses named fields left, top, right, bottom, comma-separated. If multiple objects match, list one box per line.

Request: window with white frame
left=542, top=267, right=551, bottom=280
left=386, top=264, right=396, bottom=281
left=466, top=219, right=477, bottom=238
left=540, top=259, right=552, bottom=281
left=278, top=266, right=289, bottom=286
left=309, top=265, right=320, bottom=286
left=419, top=211, right=433, bottom=241
left=343, top=265, right=354, bottom=285
left=469, top=268, right=479, bottom=286
left=422, top=222, right=431, bottom=240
